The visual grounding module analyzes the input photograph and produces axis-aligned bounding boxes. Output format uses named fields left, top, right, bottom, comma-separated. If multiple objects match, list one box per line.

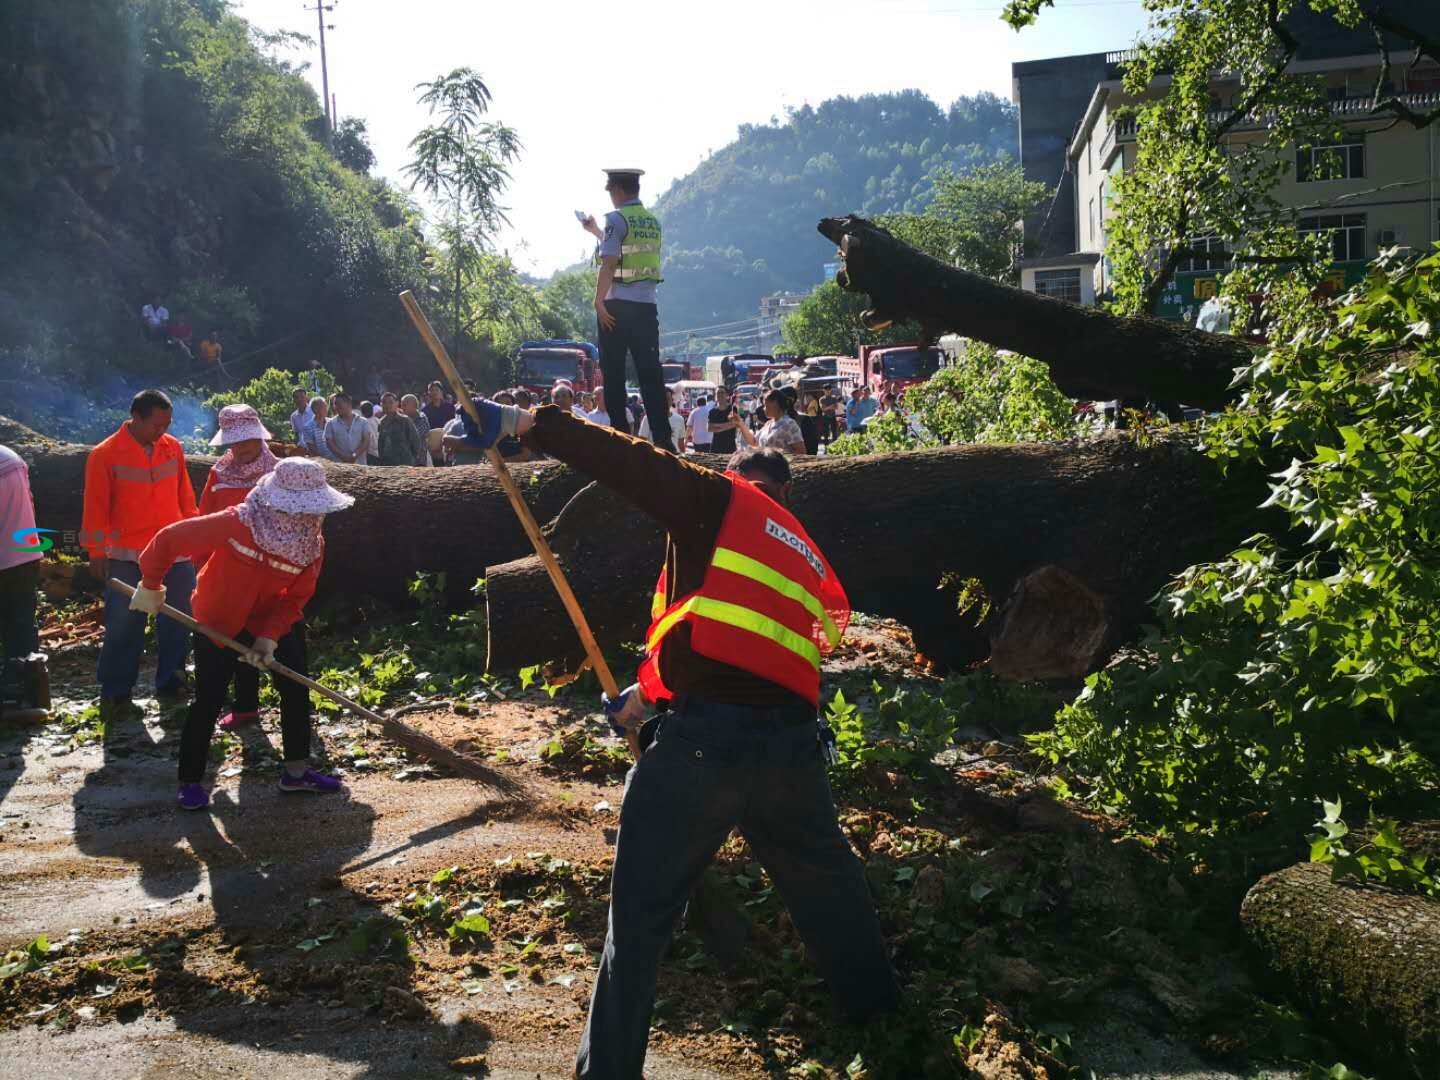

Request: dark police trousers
left=575, top=700, right=897, bottom=1079
left=598, top=299, right=672, bottom=452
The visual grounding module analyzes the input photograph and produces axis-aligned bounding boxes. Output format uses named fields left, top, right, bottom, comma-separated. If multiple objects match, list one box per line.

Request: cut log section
left=486, top=436, right=1270, bottom=675
left=1241, top=859, right=1440, bottom=1075
left=817, top=215, right=1254, bottom=410
left=987, top=565, right=1110, bottom=682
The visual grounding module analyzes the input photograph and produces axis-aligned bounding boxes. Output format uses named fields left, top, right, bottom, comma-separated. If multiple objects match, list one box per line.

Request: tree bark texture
left=18, top=433, right=589, bottom=603
left=816, top=216, right=1254, bottom=410
left=485, top=436, right=1271, bottom=675
left=1241, top=860, right=1440, bottom=1076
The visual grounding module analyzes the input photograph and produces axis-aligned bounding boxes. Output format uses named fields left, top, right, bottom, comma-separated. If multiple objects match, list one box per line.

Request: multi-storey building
left=1012, top=8, right=1440, bottom=322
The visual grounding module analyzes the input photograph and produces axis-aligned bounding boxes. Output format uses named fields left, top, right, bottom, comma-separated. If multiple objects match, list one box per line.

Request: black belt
left=674, top=696, right=816, bottom=727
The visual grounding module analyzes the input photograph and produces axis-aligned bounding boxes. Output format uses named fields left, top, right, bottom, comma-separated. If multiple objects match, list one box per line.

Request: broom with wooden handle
left=398, top=290, right=642, bottom=758
left=109, top=578, right=524, bottom=794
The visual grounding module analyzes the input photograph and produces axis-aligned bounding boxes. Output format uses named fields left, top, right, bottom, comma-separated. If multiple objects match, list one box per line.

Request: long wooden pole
left=108, top=578, right=522, bottom=792
left=397, top=291, right=641, bottom=757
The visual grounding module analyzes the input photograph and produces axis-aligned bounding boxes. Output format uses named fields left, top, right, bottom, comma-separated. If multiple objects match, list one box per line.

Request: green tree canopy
left=880, top=161, right=1049, bottom=284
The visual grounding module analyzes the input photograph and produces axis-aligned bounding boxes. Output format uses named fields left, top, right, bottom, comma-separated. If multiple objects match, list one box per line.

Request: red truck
left=836, top=344, right=942, bottom=396
left=515, top=342, right=597, bottom=396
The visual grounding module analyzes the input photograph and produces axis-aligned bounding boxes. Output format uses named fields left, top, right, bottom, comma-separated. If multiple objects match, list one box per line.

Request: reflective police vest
left=613, top=203, right=663, bottom=284
left=638, top=474, right=849, bottom=706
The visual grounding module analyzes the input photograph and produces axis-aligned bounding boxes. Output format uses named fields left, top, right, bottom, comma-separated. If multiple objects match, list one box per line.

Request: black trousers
left=179, top=625, right=309, bottom=782
left=575, top=700, right=896, bottom=1078
left=598, top=300, right=671, bottom=452
left=0, top=561, right=40, bottom=661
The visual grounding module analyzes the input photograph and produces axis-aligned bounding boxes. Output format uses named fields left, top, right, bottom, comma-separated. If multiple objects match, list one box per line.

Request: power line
left=660, top=315, right=776, bottom=338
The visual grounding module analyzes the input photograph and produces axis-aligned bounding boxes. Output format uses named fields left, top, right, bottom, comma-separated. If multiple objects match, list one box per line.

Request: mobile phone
left=574, top=210, right=588, bottom=222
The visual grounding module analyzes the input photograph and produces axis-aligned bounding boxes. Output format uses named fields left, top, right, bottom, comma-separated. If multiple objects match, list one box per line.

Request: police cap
left=603, top=168, right=644, bottom=186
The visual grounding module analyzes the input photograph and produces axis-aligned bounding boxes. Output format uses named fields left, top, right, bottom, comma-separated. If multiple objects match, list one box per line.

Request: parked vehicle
left=836, top=344, right=942, bottom=395
left=704, top=353, right=773, bottom=389
left=515, top=342, right=597, bottom=395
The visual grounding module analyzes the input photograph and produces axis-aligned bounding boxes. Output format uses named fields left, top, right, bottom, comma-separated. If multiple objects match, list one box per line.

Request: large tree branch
left=817, top=216, right=1254, bottom=409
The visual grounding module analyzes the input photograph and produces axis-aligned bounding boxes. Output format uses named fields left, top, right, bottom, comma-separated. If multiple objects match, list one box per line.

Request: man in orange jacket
left=84, top=389, right=198, bottom=717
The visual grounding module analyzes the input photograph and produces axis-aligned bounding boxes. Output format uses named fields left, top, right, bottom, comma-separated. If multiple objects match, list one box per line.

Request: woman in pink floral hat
left=130, top=457, right=354, bottom=811
left=198, top=404, right=278, bottom=733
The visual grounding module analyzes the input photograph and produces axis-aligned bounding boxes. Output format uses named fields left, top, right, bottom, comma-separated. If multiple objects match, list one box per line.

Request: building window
left=1296, top=136, right=1365, bottom=181
left=1034, top=268, right=1083, bottom=303
left=1089, top=198, right=1096, bottom=246
left=1098, top=181, right=1106, bottom=242
left=1298, top=213, right=1366, bottom=262
left=1178, top=235, right=1228, bottom=272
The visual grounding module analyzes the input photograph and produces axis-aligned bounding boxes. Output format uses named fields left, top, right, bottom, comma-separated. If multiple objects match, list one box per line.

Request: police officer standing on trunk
left=580, top=168, right=673, bottom=451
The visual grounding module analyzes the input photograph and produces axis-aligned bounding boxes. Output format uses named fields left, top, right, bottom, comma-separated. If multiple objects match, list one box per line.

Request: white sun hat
left=251, top=458, right=355, bottom=515
left=209, top=404, right=273, bottom=446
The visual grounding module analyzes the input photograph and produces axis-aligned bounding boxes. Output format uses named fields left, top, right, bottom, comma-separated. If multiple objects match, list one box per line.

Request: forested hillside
left=650, top=90, right=1019, bottom=338
left=0, top=0, right=551, bottom=441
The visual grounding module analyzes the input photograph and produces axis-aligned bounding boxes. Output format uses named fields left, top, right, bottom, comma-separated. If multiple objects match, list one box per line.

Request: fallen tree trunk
left=1241, top=859, right=1440, bottom=1076
left=486, top=436, right=1270, bottom=674
left=18, top=431, right=589, bottom=603
left=817, top=216, right=1254, bottom=410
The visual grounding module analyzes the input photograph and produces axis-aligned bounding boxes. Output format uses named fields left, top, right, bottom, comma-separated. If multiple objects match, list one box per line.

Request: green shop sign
left=1155, top=261, right=1369, bottom=323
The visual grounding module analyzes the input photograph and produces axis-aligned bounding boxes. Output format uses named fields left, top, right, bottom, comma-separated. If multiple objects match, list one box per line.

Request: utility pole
left=303, top=1, right=337, bottom=138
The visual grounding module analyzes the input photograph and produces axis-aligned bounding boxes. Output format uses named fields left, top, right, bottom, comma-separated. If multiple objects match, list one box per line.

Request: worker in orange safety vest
left=457, top=398, right=897, bottom=1080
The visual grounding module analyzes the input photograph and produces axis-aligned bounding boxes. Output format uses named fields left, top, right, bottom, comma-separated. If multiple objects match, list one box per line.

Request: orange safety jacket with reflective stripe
left=82, top=424, right=197, bottom=560
left=638, top=474, right=849, bottom=707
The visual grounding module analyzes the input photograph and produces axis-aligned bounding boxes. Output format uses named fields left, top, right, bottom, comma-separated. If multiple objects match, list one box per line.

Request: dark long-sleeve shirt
left=525, top=406, right=809, bottom=709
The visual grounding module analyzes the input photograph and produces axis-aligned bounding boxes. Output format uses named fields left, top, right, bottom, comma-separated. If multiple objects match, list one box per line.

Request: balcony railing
left=1094, top=91, right=1440, bottom=158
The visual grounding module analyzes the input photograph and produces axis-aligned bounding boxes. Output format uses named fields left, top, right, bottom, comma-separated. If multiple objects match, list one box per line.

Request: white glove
left=128, top=585, right=166, bottom=615
left=602, top=681, right=650, bottom=735
left=244, top=637, right=278, bottom=669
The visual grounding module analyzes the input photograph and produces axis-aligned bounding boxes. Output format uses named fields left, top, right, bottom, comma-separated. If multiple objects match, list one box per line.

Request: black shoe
left=155, top=676, right=190, bottom=703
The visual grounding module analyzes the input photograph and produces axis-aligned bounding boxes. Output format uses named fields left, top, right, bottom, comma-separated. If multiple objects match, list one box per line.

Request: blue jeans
left=575, top=700, right=896, bottom=1079
left=97, top=559, right=195, bottom=699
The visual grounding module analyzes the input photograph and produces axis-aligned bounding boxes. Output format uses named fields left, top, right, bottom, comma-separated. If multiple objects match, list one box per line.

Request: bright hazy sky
left=234, top=0, right=1148, bottom=277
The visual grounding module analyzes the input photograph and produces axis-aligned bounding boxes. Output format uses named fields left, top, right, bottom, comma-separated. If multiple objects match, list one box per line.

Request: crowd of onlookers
left=279, top=376, right=912, bottom=467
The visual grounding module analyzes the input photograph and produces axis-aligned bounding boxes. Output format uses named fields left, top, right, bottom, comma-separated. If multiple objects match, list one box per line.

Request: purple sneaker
left=278, top=768, right=342, bottom=794
left=177, top=783, right=209, bottom=811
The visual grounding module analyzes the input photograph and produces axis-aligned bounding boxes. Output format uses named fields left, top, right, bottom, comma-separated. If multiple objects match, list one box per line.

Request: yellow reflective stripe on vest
left=615, top=267, right=657, bottom=280
left=648, top=596, right=821, bottom=670
left=710, top=546, right=839, bottom=647
left=620, top=244, right=660, bottom=255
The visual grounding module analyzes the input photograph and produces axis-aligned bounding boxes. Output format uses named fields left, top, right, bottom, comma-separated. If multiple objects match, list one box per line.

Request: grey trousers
left=575, top=700, right=897, bottom=1079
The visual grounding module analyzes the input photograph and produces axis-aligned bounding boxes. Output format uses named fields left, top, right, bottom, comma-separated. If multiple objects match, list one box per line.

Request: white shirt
left=587, top=406, right=635, bottom=428
left=687, top=403, right=713, bottom=447
left=291, top=408, right=315, bottom=446
left=325, top=413, right=372, bottom=465
left=637, top=410, right=687, bottom=450
left=142, top=304, right=169, bottom=328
